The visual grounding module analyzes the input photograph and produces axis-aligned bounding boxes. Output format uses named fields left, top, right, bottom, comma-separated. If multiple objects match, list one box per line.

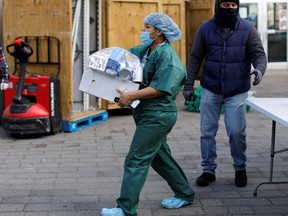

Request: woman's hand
left=116, top=88, right=134, bottom=108
left=116, top=87, right=166, bottom=108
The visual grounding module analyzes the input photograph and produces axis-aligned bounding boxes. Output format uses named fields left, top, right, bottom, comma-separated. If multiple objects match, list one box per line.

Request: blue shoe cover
left=162, top=197, right=190, bottom=209
left=101, top=208, right=125, bottom=216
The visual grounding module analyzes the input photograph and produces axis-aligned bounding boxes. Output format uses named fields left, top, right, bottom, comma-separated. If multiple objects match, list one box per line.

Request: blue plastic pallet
left=62, top=111, right=108, bottom=132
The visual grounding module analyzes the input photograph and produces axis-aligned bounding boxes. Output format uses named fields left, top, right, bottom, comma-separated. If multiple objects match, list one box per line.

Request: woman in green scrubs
left=101, top=13, right=195, bottom=216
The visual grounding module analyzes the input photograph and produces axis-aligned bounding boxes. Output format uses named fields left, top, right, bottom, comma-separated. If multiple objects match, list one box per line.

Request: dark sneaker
left=196, top=172, right=216, bottom=186
left=235, top=169, right=247, bottom=187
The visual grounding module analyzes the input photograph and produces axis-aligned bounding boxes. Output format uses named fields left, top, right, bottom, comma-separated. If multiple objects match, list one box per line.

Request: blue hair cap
left=144, top=13, right=182, bottom=42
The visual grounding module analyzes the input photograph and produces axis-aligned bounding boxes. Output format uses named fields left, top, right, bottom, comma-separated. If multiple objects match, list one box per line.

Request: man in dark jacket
left=183, top=0, right=267, bottom=187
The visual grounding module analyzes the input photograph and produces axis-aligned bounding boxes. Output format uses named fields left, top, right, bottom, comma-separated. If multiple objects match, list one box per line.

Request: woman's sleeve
left=149, top=51, right=185, bottom=95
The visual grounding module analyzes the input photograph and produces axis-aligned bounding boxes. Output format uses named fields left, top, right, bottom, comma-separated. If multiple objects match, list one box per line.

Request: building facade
left=240, top=0, right=288, bottom=69
left=0, top=0, right=287, bottom=70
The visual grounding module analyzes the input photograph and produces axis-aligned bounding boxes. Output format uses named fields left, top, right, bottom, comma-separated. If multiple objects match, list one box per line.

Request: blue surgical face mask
left=140, top=30, right=158, bottom=47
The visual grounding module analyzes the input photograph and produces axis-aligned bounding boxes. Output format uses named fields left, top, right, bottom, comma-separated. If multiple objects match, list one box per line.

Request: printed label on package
left=88, top=55, right=108, bottom=72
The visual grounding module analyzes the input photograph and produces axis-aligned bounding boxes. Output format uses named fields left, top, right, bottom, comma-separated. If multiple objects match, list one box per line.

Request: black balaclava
left=215, top=0, right=240, bottom=28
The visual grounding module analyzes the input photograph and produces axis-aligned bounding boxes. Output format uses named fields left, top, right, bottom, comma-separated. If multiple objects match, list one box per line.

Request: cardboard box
left=79, top=68, right=139, bottom=105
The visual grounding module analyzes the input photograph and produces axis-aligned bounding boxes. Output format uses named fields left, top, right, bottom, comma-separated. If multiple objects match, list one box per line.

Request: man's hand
left=182, top=85, right=196, bottom=102
left=0, top=82, right=8, bottom=90
left=250, top=69, right=263, bottom=86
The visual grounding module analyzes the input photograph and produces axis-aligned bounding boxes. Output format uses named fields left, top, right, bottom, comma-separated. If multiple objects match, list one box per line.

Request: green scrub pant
left=116, top=111, right=195, bottom=216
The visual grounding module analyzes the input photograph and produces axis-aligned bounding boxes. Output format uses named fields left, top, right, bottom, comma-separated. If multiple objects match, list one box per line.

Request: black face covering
left=214, top=0, right=240, bottom=28
left=219, top=8, right=239, bottom=28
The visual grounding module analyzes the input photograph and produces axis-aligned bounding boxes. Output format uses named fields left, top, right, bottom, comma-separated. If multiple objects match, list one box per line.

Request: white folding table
left=245, top=98, right=288, bottom=196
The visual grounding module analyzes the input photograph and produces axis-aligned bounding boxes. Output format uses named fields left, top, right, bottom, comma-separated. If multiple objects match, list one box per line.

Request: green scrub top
left=129, top=41, right=186, bottom=112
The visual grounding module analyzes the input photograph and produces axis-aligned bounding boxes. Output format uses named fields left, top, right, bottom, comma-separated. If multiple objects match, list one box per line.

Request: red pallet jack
left=2, top=37, right=62, bottom=135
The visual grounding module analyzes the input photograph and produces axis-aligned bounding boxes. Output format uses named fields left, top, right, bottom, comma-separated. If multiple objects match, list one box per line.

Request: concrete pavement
left=0, top=69, right=287, bottom=216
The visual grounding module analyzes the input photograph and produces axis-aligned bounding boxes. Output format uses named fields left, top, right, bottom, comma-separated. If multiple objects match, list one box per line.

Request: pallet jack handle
left=6, top=39, right=33, bottom=63
left=6, top=39, right=33, bottom=104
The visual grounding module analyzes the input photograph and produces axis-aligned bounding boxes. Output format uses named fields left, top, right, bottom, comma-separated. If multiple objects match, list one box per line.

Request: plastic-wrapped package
left=88, top=47, right=143, bottom=83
